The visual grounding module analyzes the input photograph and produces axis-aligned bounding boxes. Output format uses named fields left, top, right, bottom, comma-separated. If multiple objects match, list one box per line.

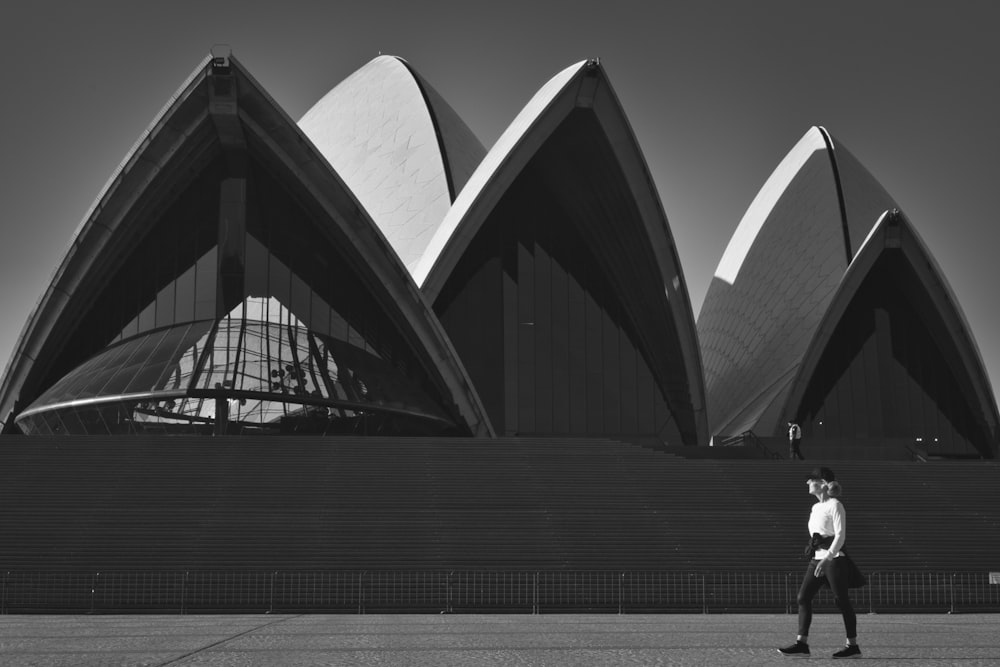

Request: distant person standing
left=788, top=421, right=804, bottom=460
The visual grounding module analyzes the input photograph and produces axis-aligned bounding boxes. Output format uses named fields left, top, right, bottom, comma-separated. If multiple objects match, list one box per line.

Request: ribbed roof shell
left=697, top=126, right=998, bottom=454
left=698, top=127, right=900, bottom=437
left=298, top=56, right=485, bottom=274
left=698, top=127, right=860, bottom=435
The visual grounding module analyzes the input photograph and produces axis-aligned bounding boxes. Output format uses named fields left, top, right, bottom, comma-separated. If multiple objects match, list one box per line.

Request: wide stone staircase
left=0, top=436, right=997, bottom=611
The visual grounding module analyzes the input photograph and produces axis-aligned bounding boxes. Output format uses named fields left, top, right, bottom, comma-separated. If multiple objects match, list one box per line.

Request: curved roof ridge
left=226, top=56, right=496, bottom=437
left=891, top=213, right=999, bottom=433
left=416, top=59, right=707, bottom=444
left=699, top=126, right=851, bottom=436
left=823, top=131, right=902, bottom=260
left=785, top=209, right=892, bottom=417
left=73, top=55, right=214, bottom=246
left=395, top=58, right=486, bottom=201
left=413, top=61, right=585, bottom=291
left=850, top=208, right=892, bottom=264
left=815, top=126, right=854, bottom=265
left=713, top=127, right=829, bottom=285
left=783, top=209, right=999, bottom=453
left=0, top=55, right=215, bottom=428
left=298, top=55, right=482, bottom=274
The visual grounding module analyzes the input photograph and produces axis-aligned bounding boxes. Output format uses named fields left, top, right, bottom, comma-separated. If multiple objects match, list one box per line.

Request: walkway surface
left=0, top=613, right=996, bottom=666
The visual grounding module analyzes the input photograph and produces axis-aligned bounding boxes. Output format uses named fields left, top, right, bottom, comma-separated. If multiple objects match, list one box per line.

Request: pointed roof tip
left=787, top=204, right=1000, bottom=453
left=713, top=127, right=831, bottom=285
left=852, top=207, right=909, bottom=260
left=409, top=55, right=707, bottom=443
left=817, top=130, right=902, bottom=259
left=413, top=58, right=598, bottom=289
left=700, top=125, right=874, bottom=436
left=298, top=51, right=486, bottom=276
left=810, top=125, right=834, bottom=149
left=798, top=125, right=835, bottom=151
left=712, top=123, right=898, bottom=288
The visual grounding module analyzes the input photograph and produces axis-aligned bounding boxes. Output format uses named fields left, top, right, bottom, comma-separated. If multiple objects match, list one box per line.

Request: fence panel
left=700, top=571, right=792, bottom=612
left=362, top=571, right=449, bottom=612
left=952, top=572, right=1000, bottom=612
left=93, top=571, right=185, bottom=612
left=868, top=571, right=953, bottom=613
left=184, top=571, right=272, bottom=612
left=622, top=572, right=705, bottom=612
left=537, top=571, right=620, bottom=612
left=450, top=571, right=534, bottom=612
left=273, top=571, right=360, bottom=612
left=4, top=572, right=94, bottom=613
left=1, top=570, right=997, bottom=613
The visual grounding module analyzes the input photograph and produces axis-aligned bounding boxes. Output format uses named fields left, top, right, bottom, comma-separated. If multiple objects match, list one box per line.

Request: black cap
left=807, top=466, right=836, bottom=482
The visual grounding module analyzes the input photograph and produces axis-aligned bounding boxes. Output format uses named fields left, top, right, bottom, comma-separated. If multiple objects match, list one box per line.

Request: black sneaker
left=778, top=641, right=810, bottom=657
left=832, top=644, right=861, bottom=659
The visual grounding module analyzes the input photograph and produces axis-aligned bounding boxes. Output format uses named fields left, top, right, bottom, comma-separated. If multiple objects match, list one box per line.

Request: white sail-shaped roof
left=299, top=56, right=485, bottom=274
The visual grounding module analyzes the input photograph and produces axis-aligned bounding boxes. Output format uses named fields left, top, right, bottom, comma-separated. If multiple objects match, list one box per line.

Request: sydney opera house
left=0, top=54, right=707, bottom=447
left=0, top=53, right=997, bottom=612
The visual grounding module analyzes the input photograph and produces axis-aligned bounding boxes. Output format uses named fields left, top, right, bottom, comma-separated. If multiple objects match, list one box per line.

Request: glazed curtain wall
left=798, top=255, right=989, bottom=457
left=17, top=312, right=450, bottom=436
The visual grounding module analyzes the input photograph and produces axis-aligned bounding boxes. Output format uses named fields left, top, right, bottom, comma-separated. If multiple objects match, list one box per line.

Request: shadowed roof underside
left=783, top=210, right=999, bottom=455
left=418, top=60, right=707, bottom=445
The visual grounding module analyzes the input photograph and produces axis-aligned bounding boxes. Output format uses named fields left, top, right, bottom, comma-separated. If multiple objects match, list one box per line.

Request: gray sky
left=1, top=1, right=997, bottom=408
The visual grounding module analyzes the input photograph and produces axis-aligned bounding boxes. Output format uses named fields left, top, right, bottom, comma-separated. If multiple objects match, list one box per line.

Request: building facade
left=0, top=55, right=995, bottom=457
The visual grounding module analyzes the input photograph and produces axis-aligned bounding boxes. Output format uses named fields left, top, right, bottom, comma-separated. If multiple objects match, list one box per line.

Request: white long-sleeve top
left=808, top=497, right=846, bottom=559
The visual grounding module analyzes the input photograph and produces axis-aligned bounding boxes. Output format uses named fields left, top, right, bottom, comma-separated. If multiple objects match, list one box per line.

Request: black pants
left=797, top=558, right=857, bottom=637
left=789, top=439, right=804, bottom=460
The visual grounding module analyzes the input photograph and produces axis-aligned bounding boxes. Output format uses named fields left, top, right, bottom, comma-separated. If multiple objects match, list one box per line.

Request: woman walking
left=778, top=466, right=862, bottom=659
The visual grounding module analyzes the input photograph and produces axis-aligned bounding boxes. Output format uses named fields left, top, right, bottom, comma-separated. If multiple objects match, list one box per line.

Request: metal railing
left=717, top=431, right=782, bottom=460
left=1, top=570, right=997, bottom=614
left=743, top=431, right=783, bottom=460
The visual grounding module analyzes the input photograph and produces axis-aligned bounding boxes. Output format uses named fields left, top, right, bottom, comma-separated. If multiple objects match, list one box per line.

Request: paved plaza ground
left=0, top=613, right=996, bottom=666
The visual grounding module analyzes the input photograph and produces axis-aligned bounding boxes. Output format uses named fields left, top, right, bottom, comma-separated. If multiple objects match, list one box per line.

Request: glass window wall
left=23, top=156, right=456, bottom=436
left=18, top=297, right=452, bottom=436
